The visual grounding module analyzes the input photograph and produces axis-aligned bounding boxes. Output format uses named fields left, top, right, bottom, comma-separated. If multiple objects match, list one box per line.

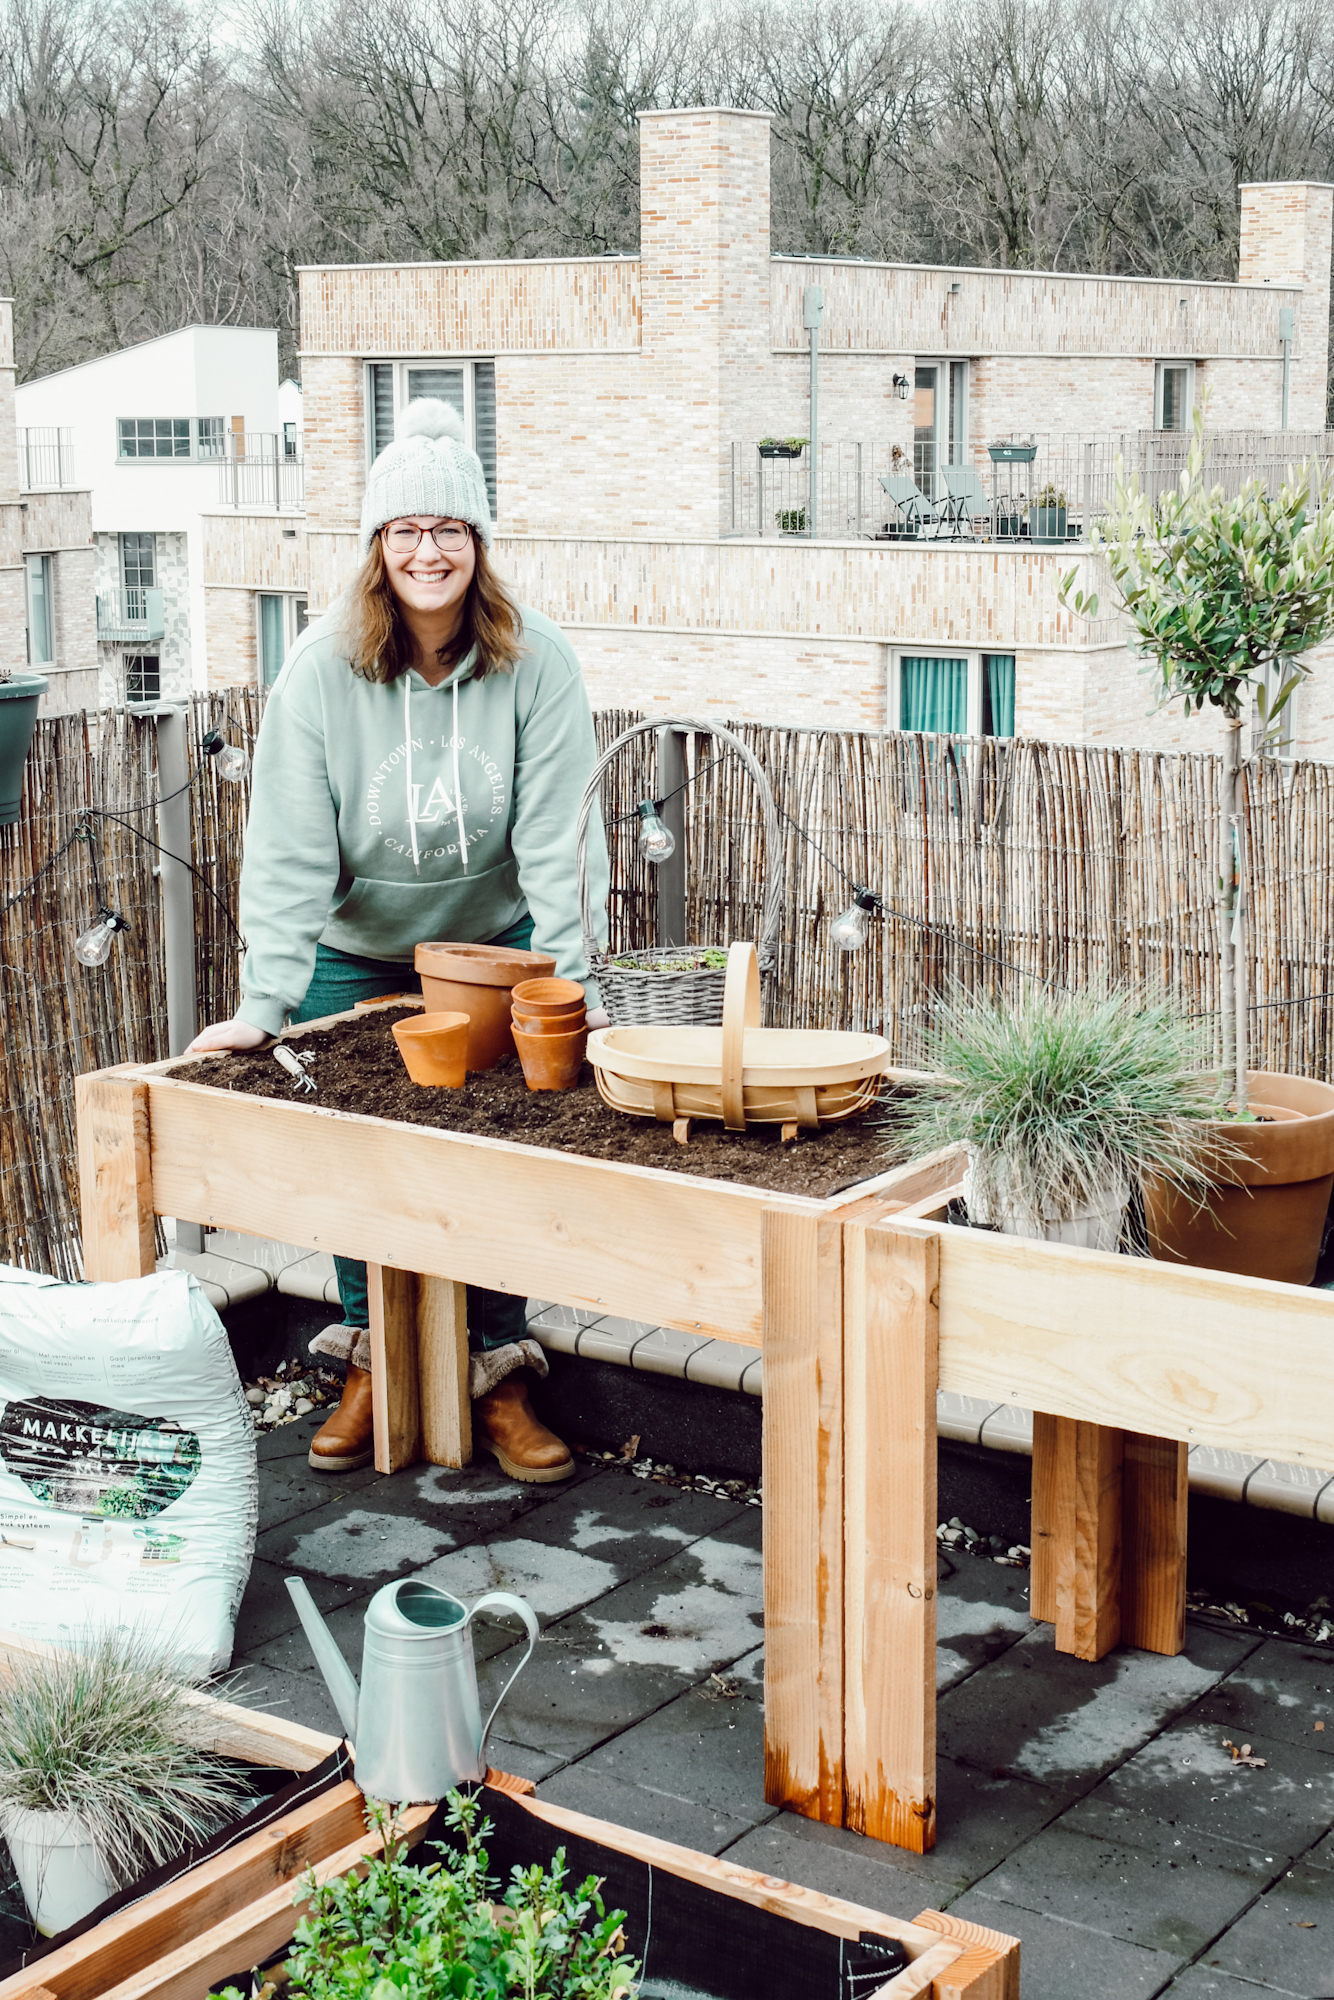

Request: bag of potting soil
left=0, top=1266, right=257, bottom=1674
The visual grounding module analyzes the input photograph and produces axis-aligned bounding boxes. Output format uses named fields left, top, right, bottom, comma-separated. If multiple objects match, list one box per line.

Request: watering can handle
left=467, top=1591, right=541, bottom=1767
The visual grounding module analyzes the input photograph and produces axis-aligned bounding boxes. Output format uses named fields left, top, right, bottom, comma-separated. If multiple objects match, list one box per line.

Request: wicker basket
left=576, top=717, right=783, bottom=1027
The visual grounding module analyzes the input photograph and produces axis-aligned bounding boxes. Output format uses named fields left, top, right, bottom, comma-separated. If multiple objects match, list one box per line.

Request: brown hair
left=341, top=531, right=525, bottom=683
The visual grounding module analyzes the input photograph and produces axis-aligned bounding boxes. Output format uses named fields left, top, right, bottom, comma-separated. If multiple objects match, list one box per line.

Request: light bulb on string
left=636, top=800, right=676, bottom=865
left=830, top=886, right=881, bottom=953
left=74, top=908, right=130, bottom=968
left=203, top=729, right=249, bottom=783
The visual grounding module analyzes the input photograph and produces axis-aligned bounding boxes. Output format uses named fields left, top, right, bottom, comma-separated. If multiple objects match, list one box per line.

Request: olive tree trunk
left=1218, top=715, right=1248, bottom=1113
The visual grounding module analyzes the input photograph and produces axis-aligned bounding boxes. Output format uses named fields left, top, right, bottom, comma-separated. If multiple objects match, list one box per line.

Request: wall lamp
left=892, top=373, right=910, bottom=400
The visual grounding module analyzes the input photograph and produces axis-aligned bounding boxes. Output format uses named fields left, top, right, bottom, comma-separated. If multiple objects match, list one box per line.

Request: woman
left=188, top=399, right=609, bottom=1481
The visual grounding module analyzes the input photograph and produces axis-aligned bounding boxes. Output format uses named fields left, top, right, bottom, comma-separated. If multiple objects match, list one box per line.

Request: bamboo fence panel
left=6, top=702, right=1334, bottom=1276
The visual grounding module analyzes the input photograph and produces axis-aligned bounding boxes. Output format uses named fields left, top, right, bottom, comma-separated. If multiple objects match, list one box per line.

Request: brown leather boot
left=473, top=1373, right=573, bottom=1483
left=308, top=1363, right=374, bottom=1472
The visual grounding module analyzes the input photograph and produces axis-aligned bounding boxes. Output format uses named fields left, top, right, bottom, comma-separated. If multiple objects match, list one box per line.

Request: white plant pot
left=963, top=1164, right=1128, bottom=1253
left=0, top=1804, right=118, bottom=1935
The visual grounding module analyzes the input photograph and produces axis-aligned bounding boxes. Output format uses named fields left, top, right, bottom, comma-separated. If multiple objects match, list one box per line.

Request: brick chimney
left=1238, top=183, right=1334, bottom=429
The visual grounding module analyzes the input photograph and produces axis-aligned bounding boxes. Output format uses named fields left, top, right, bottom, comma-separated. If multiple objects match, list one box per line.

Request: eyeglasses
left=382, top=520, right=471, bottom=554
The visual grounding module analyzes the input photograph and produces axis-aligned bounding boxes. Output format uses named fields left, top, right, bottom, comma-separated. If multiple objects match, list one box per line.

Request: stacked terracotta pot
left=510, top=979, right=588, bottom=1091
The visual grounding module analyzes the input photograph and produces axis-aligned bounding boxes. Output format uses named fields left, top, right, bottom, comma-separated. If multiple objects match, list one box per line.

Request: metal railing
left=17, top=427, right=75, bottom=491
left=96, top=587, right=165, bottom=642
left=726, top=431, right=1334, bottom=542
left=215, top=433, right=304, bottom=511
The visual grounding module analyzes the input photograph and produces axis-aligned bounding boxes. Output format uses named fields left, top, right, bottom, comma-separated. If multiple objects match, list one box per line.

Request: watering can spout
left=285, top=1576, right=360, bottom=1743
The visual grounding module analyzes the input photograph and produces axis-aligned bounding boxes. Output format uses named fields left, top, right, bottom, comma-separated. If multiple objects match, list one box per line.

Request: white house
left=15, top=326, right=300, bottom=706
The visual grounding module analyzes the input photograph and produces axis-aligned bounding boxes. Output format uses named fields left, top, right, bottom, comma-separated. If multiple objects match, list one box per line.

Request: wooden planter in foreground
left=73, top=1004, right=1334, bottom=1863
left=0, top=1647, right=1018, bottom=2000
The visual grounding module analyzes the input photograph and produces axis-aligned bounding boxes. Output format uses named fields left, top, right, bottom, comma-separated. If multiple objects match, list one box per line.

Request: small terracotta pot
left=1144, top=1069, right=1334, bottom=1284
left=513, top=1008, right=587, bottom=1038
left=415, top=942, right=556, bottom=1070
left=391, top=1012, right=469, bottom=1087
left=510, top=977, right=586, bottom=1017
left=513, top=1021, right=587, bottom=1091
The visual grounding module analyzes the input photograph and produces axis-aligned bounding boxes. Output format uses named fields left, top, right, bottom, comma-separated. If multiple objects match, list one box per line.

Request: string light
left=830, top=887, right=882, bottom=953
left=202, top=729, right=249, bottom=783
left=635, top=800, right=676, bottom=865
left=74, top=908, right=130, bottom=967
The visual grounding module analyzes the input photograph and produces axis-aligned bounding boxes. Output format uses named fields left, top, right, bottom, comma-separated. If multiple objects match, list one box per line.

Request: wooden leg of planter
left=1121, top=1432, right=1188, bottom=1656
left=1034, top=1415, right=1123, bottom=1661
left=912, top=1908, right=1023, bottom=1999
left=75, top=1071, right=156, bottom=1281
left=418, top=1276, right=471, bottom=1469
left=367, top=1264, right=420, bottom=1475
left=761, top=1207, right=845, bottom=1824
left=843, top=1219, right=938, bottom=1852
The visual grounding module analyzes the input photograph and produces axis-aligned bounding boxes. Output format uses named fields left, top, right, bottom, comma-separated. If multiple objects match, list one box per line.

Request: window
left=1155, top=363, right=1193, bottom=432
left=258, top=593, right=309, bottom=686
left=120, top=533, right=156, bottom=623
left=283, top=422, right=298, bottom=460
left=891, top=652, right=1016, bottom=737
left=911, top=360, right=967, bottom=495
left=197, top=417, right=227, bottom=459
left=25, top=555, right=53, bottom=665
left=367, top=359, right=498, bottom=517
left=124, top=655, right=160, bottom=704
left=118, top=418, right=192, bottom=460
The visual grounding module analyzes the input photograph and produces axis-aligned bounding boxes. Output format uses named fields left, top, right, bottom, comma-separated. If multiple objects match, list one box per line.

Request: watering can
left=285, top=1574, right=540, bottom=1803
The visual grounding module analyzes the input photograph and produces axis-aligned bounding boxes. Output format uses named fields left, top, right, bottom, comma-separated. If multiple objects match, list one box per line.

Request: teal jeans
left=292, top=918, right=535, bottom=1350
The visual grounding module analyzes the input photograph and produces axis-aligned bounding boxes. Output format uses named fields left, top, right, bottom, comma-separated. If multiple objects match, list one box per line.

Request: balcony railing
left=96, top=587, right=165, bottom=643
left=726, top=430, right=1334, bottom=542
left=215, top=433, right=304, bottom=511
left=18, top=427, right=75, bottom=491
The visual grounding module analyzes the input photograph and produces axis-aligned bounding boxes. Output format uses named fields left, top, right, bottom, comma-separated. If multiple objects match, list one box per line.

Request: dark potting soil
left=173, top=1007, right=902, bottom=1198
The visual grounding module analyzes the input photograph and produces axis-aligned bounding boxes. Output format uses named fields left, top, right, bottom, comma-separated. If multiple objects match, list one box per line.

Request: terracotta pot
left=414, top=942, right=555, bottom=1070
left=510, top=977, right=586, bottom=1017
left=513, top=1007, right=587, bottom=1038
left=391, top=1012, right=469, bottom=1087
left=1144, top=1070, right=1334, bottom=1284
left=513, top=1021, right=587, bottom=1091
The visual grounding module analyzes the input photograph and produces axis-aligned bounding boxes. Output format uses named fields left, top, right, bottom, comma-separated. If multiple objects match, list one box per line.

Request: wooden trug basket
left=587, top=941, right=890, bottom=1132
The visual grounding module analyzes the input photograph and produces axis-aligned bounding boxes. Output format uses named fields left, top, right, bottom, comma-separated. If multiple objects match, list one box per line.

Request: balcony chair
left=878, top=474, right=948, bottom=539
left=941, top=467, right=991, bottom=538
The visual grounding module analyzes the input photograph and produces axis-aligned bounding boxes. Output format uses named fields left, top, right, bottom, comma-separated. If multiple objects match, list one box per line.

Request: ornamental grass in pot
left=0, top=1633, right=253, bottom=1936
left=882, top=985, right=1225, bottom=1248
left=1060, top=406, right=1334, bottom=1282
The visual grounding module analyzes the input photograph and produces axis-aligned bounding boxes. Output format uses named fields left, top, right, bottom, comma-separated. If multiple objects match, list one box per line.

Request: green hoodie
left=236, top=606, right=609, bottom=1037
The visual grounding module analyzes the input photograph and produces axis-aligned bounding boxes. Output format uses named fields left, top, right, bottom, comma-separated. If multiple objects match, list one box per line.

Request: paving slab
left=1162, top=1965, right=1308, bottom=1999
left=256, top=1450, right=383, bottom=1534
left=935, top=1552, right=1033, bottom=1692
left=229, top=1654, right=349, bottom=1739
left=936, top=1619, right=1260, bottom=1796
left=974, top=1818, right=1283, bottom=1961
left=1187, top=1640, right=1334, bottom=1759
left=1080, top=1713, right=1334, bottom=1862
left=549, top=1678, right=777, bottom=1834
left=942, top=1888, right=1186, bottom=2000
left=1204, top=1861, right=1334, bottom=1993
left=233, top=1555, right=371, bottom=1653
left=537, top=1765, right=764, bottom=1857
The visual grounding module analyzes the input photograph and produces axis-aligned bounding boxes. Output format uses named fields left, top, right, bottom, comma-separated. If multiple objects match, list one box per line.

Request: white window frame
left=25, top=553, right=54, bottom=666
left=364, top=358, right=496, bottom=512
left=257, top=591, right=309, bottom=685
left=888, top=648, right=1014, bottom=737
left=116, top=417, right=230, bottom=462
left=124, top=653, right=161, bottom=705
left=1154, top=361, right=1195, bottom=433
left=912, top=358, right=969, bottom=496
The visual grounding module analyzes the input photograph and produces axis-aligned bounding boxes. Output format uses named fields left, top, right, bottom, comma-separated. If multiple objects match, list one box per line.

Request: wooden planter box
left=74, top=1006, right=1334, bottom=1866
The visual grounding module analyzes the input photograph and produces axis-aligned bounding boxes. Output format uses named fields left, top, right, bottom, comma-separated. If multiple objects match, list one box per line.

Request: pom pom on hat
left=397, top=398, right=465, bottom=444
left=358, top=395, right=492, bottom=552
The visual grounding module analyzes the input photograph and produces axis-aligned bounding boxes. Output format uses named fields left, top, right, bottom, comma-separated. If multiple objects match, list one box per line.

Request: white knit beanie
left=359, top=399, right=494, bottom=554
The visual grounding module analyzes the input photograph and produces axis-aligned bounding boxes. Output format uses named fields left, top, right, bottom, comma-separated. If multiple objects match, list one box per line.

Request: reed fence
left=5, top=700, right=1334, bottom=1276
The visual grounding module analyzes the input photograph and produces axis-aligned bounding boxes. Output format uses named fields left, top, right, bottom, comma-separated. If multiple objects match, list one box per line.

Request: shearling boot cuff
left=309, top=1323, right=373, bottom=1373
left=469, top=1338, right=550, bottom=1400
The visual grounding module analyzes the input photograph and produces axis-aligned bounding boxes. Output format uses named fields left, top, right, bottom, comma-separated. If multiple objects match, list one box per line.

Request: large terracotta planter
left=1144, top=1070, right=1334, bottom=1284
left=414, top=942, right=555, bottom=1070
left=0, top=672, right=48, bottom=826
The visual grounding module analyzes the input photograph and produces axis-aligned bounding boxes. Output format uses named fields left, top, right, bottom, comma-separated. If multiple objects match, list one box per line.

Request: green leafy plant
left=1060, top=408, right=1334, bottom=1111
left=0, top=1632, right=254, bottom=1886
left=219, top=1793, right=639, bottom=2000
left=776, top=508, right=807, bottom=533
left=881, top=984, right=1229, bottom=1234
left=757, top=436, right=807, bottom=452
left=609, top=948, right=728, bottom=972
left=1034, top=483, right=1066, bottom=510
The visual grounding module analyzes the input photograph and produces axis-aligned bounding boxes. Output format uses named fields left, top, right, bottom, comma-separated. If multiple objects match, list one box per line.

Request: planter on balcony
left=0, top=673, right=48, bottom=826
left=1029, top=504, right=1068, bottom=541
left=758, top=441, right=806, bottom=459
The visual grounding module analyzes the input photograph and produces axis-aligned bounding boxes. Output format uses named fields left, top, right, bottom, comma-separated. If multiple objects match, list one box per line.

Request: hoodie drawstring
left=452, top=677, right=468, bottom=874
left=404, top=676, right=421, bottom=873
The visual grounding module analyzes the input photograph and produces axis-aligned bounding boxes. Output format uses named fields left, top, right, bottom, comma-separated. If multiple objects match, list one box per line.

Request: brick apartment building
left=199, top=109, right=1334, bottom=753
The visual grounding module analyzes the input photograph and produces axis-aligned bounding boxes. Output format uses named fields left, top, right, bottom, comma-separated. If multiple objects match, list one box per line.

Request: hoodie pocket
left=323, top=866, right=524, bottom=960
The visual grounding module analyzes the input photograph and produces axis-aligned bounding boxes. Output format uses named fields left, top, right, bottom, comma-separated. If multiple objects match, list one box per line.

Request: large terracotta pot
left=1144, top=1070, right=1334, bottom=1285
left=414, top=942, right=555, bottom=1070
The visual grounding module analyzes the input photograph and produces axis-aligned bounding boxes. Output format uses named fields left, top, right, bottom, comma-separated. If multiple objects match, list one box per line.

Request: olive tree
left=1061, top=413, right=1334, bottom=1110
